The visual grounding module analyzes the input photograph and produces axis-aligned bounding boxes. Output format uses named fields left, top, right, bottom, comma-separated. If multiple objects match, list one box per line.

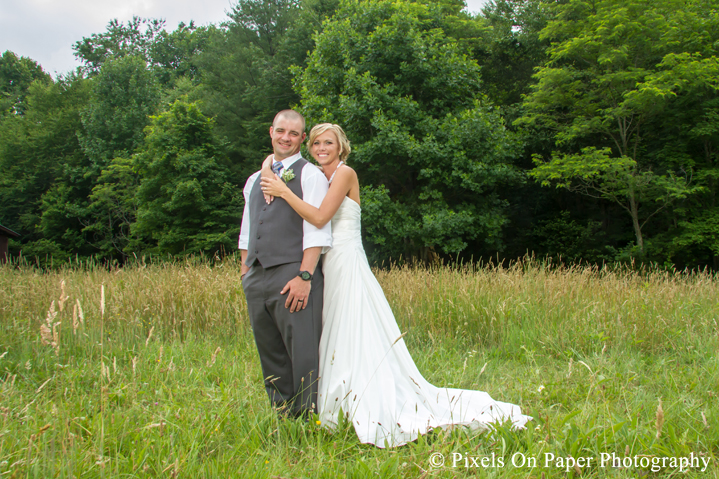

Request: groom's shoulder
left=243, top=171, right=261, bottom=191
left=300, top=160, right=327, bottom=181
left=245, top=170, right=261, bottom=183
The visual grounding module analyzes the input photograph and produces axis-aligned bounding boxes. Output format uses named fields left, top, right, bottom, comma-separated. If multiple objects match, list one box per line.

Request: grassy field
left=0, top=257, right=717, bottom=478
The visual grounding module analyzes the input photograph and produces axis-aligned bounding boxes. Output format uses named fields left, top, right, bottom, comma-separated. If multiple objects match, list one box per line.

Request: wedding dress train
left=317, top=197, right=531, bottom=448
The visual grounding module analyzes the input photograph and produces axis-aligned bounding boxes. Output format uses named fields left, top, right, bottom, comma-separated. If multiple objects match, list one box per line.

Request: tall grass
left=381, top=261, right=718, bottom=356
left=0, top=258, right=717, bottom=477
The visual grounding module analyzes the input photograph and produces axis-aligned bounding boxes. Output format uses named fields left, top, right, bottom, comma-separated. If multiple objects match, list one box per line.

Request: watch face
left=300, top=271, right=312, bottom=281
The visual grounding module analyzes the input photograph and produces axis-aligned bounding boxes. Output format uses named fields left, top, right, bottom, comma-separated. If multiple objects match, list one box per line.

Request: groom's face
left=270, top=116, right=306, bottom=160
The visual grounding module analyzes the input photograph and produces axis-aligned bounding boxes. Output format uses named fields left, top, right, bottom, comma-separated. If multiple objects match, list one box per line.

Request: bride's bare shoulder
left=337, top=164, right=357, bottom=178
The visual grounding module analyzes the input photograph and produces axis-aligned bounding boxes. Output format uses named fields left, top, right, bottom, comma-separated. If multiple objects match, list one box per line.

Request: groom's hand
left=281, top=276, right=311, bottom=313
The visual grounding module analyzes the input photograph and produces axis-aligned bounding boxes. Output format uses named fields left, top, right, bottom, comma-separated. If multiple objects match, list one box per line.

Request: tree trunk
left=628, top=190, right=644, bottom=254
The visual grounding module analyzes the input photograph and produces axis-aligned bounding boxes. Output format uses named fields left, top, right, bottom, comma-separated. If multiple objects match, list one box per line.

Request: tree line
left=1, top=0, right=717, bottom=269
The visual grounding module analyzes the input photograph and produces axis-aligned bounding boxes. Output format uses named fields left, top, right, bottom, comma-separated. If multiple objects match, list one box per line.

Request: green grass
left=1, top=258, right=717, bottom=477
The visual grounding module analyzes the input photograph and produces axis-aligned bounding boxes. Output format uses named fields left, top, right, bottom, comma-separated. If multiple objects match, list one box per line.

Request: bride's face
left=310, top=131, right=341, bottom=165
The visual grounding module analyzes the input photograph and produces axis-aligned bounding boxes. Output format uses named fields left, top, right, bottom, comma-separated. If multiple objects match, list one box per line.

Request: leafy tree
left=0, top=51, right=51, bottom=115
left=230, top=0, right=300, bottom=56
left=671, top=209, right=719, bottom=268
left=150, top=22, right=215, bottom=85
left=74, top=17, right=166, bottom=74
left=629, top=52, right=719, bottom=266
left=477, top=0, right=552, bottom=106
left=196, top=0, right=317, bottom=181
left=279, top=0, right=341, bottom=67
left=298, top=0, right=522, bottom=261
left=518, top=0, right=710, bottom=256
left=530, top=211, right=605, bottom=263
left=83, top=157, right=141, bottom=257
left=50, top=56, right=161, bottom=258
left=132, top=99, right=241, bottom=255
left=74, top=17, right=213, bottom=85
left=0, top=73, right=91, bottom=256
left=79, top=55, right=160, bottom=172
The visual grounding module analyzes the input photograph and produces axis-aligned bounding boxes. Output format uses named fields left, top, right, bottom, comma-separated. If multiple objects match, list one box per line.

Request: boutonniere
left=280, top=168, right=296, bottom=183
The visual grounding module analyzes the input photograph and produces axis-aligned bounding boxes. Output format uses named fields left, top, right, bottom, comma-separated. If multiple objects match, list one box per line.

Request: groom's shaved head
left=273, top=109, right=305, bottom=132
left=270, top=109, right=307, bottom=160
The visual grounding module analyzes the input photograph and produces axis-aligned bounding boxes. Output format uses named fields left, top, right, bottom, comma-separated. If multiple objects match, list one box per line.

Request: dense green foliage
left=1, top=0, right=718, bottom=269
left=518, top=0, right=718, bottom=263
left=133, top=99, right=241, bottom=255
left=298, top=0, right=522, bottom=260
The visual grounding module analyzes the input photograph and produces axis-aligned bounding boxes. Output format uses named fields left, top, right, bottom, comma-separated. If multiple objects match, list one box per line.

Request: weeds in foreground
left=0, top=259, right=717, bottom=477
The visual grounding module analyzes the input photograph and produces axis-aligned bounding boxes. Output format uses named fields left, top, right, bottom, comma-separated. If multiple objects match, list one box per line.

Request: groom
left=239, top=110, right=331, bottom=417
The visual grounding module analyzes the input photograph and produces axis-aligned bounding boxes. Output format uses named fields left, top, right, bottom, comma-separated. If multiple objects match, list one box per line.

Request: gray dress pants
left=242, top=261, right=323, bottom=416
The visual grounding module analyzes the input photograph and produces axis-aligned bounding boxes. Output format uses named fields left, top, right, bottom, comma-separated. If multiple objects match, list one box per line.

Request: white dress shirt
left=238, top=152, right=332, bottom=252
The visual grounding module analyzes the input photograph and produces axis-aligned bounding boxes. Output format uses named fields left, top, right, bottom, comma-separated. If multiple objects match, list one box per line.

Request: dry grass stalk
left=76, top=299, right=84, bottom=323
left=132, top=356, right=138, bottom=376
left=72, top=298, right=84, bottom=335
left=26, top=423, right=52, bottom=466
left=162, top=457, right=180, bottom=478
left=72, top=303, right=78, bottom=335
left=571, top=456, right=582, bottom=475
left=40, top=300, right=60, bottom=356
left=58, top=280, right=69, bottom=312
left=20, top=397, right=36, bottom=414
left=655, top=399, right=664, bottom=438
left=100, top=284, right=105, bottom=319
left=207, top=346, right=221, bottom=367
left=146, top=326, right=154, bottom=346
left=34, top=424, right=51, bottom=437
left=35, top=377, right=53, bottom=394
left=52, top=321, right=60, bottom=355
left=2, top=373, right=17, bottom=387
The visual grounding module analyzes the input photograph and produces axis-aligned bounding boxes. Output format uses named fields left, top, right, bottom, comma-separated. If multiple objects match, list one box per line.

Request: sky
left=0, top=0, right=488, bottom=78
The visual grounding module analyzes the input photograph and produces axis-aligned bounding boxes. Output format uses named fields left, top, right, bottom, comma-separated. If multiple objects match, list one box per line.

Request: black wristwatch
left=298, top=270, right=312, bottom=281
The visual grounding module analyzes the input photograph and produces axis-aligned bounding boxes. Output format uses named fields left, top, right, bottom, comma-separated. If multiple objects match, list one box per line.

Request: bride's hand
left=261, top=174, right=290, bottom=199
left=260, top=154, right=275, bottom=204
left=261, top=154, right=274, bottom=173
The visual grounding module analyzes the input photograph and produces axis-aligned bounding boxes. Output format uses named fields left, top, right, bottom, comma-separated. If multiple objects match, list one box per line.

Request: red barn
left=0, top=224, right=20, bottom=263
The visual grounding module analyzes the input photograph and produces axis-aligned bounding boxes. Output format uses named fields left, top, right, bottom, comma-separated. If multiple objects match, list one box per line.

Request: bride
left=260, top=123, right=530, bottom=448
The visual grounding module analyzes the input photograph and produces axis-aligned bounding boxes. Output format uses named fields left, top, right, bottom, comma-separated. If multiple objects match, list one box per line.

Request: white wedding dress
left=317, top=197, right=531, bottom=448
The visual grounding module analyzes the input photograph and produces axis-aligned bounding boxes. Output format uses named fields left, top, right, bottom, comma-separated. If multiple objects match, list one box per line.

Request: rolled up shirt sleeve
left=301, top=165, right=332, bottom=252
left=238, top=172, right=259, bottom=250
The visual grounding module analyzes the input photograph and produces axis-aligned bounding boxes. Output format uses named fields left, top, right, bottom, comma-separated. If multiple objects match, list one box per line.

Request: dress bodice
left=330, top=197, right=362, bottom=247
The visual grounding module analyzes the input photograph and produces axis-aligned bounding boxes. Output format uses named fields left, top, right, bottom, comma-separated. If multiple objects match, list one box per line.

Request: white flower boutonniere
left=280, top=168, right=296, bottom=183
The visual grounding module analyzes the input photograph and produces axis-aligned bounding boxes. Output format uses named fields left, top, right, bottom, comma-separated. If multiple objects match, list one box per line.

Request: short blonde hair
left=308, top=123, right=351, bottom=162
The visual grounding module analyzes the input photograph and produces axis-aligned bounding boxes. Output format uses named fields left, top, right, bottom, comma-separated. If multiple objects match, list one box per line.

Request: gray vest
left=245, top=159, right=308, bottom=268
